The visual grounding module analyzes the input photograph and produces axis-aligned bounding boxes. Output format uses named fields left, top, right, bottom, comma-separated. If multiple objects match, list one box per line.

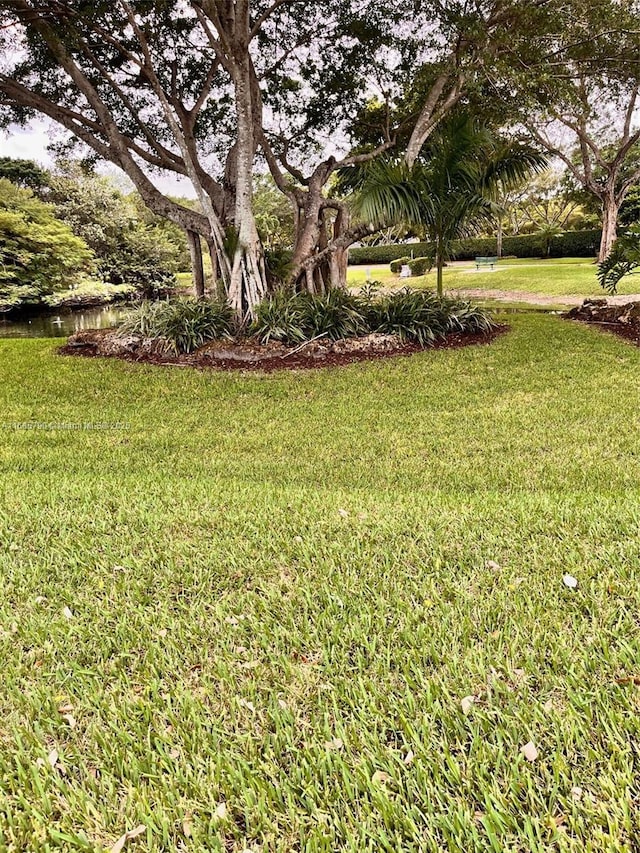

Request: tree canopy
left=0, top=177, right=93, bottom=309
left=1, top=1, right=639, bottom=311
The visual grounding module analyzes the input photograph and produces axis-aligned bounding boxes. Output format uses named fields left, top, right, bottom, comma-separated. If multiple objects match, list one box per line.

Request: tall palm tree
left=347, top=116, right=547, bottom=296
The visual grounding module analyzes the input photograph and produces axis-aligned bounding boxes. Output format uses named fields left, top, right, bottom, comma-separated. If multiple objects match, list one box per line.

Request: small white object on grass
left=562, top=574, right=578, bottom=589
left=461, top=695, right=476, bottom=715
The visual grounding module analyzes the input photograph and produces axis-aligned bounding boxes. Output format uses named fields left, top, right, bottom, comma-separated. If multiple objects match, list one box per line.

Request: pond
left=0, top=305, right=131, bottom=339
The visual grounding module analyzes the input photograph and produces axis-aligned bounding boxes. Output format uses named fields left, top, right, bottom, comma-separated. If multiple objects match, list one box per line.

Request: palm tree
left=348, top=116, right=546, bottom=296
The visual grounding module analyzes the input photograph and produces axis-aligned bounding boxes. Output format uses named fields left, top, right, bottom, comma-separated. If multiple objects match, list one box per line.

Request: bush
left=348, top=229, right=602, bottom=265
left=118, top=298, right=234, bottom=354
left=252, top=288, right=495, bottom=346
left=264, top=248, right=294, bottom=285
left=302, top=289, right=368, bottom=340
left=597, top=226, right=640, bottom=293
left=251, top=289, right=307, bottom=344
left=408, top=257, right=433, bottom=276
left=364, top=288, right=495, bottom=345
left=390, top=256, right=411, bottom=273
left=251, top=289, right=367, bottom=344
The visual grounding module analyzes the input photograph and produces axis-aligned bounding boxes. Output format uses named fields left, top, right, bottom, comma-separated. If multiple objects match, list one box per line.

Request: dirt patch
left=59, top=326, right=508, bottom=372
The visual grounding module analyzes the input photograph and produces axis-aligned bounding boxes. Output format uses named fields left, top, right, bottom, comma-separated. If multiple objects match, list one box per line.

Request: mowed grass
left=1, top=314, right=640, bottom=851
left=347, top=257, right=640, bottom=299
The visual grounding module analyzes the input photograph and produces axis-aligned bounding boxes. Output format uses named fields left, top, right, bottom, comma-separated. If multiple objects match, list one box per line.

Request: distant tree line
left=0, top=157, right=190, bottom=311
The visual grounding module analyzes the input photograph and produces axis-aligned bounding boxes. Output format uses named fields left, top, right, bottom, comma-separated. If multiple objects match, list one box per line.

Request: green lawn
left=1, top=315, right=640, bottom=851
left=347, top=257, right=640, bottom=300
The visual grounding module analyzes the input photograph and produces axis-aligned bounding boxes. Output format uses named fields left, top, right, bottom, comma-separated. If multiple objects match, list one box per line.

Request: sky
left=0, top=119, right=197, bottom=198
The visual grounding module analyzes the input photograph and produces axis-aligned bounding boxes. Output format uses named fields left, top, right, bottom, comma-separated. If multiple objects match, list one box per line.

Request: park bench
left=475, top=256, right=498, bottom=270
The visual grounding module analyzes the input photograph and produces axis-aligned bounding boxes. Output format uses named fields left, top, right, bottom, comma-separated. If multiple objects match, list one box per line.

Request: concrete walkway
left=446, top=288, right=640, bottom=307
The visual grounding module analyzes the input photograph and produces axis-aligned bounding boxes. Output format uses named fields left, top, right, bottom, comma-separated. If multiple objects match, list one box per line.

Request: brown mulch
left=58, top=325, right=508, bottom=373
left=568, top=318, right=640, bottom=347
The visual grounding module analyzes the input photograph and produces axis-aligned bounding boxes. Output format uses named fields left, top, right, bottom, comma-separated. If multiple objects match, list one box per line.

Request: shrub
left=251, top=289, right=307, bottom=344
left=408, top=256, right=433, bottom=276
left=390, top=256, right=411, bottom=273
left=264, top=248, right=294, bottom=284
left=364, top=288, right=495, bottom=345
left=301, top=289, right=368, bottom=340
left=251, top=289, right=368, bottom=344
left=597, top=226, right=640, bottom=293
left=445, top=300, right=497, bottom=335
left=118, top=298, right=234, bottom=354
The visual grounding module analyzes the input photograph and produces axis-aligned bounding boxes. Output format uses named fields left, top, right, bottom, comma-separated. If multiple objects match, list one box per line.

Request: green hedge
left=348, top=230, right=602, bottom=265
left=408, top=257, right=433, bottom=276
left=390, top=256, right=411, bottom=273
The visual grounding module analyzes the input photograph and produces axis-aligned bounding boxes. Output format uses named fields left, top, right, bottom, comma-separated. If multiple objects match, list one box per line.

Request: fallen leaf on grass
left=543, top=698, right=554, bottom=713
left=62, top=606, right=74, bottom=619
left=324, top=738, right=344, bottom=751
left=562, top=574, right=578, bottom=589
left=486, top=560, right=501, bottom=570
left=616, top=675, right=640, bottom=685
left=182, top=814, right=193, bottom=838
left=403, top=750, right=415, bottom=766
left=237, top=698, right=256, bottom=713
left=372, top=770, right=392, bottom=785
left=213, top=802, right=227, bottom=821
left=461, top=695, right=476, bottom=715
left=57, top=703, right=74, bottom=714
left=47, top=749, right=59, bottom=769
left=109, top=825, right=146, bottom=853
left=61, top=714, right=77, bottom=729
left=338, top=508, right=349, bottom=518
left=520, top=741, right=539, bottom=762
left=571, top=786, right=583, bottom=801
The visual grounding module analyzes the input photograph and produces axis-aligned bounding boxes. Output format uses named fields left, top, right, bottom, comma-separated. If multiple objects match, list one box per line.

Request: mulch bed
left=58, top=325, right=508, bottom=373
left=563, top=299, right=640, bottom=348
left=571, top=320, right=640, bottom=347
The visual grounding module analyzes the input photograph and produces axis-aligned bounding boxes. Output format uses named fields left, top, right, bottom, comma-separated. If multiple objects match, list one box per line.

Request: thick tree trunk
left=289, top=192, right=352, bottom=294
left=227, top=57, right=268, bottom=320
left=599, top=195, right=619, bottom=262
left=186, top=229, right=205, bottom=298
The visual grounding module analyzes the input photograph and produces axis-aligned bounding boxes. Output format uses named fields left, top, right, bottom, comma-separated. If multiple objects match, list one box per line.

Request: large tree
left=1, top=0, right=614, bottom=314
left=0, top=0, right=412, bottom=314
left=498, top=0, right=640, bottom=261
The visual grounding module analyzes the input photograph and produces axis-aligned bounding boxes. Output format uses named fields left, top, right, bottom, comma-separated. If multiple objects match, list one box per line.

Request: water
left=0, top=305, right=131, bottom=338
